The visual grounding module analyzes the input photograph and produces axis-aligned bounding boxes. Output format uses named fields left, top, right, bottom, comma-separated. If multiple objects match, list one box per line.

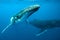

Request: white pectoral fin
left=36, top=29, right=47, bottom=36
left=1, top=23, right=12, bottom=34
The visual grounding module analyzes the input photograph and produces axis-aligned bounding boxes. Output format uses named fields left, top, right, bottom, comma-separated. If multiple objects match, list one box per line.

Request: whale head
left=10, top=4, right=40, bottom=24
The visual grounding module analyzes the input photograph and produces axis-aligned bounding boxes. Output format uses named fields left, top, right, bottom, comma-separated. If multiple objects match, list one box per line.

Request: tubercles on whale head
left=28, top=4, right=40, bottom=12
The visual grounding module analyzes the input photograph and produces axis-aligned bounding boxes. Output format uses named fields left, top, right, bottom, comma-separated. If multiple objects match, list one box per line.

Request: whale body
left=29, top=19, right=60, bottom=36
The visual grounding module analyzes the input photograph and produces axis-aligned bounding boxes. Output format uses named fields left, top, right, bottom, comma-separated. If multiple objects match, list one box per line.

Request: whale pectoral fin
left=36, top=29, right=47, bottom=36
left=1, top=23, right=12, bottom=34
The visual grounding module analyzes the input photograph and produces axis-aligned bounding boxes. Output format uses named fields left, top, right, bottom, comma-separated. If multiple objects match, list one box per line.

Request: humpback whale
left=29, top=19, right=60, bottom=36
left=1, top=4, right=40, bottom=33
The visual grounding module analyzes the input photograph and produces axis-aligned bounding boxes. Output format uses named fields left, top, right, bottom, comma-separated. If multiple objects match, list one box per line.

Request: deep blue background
left=0, top=0, right=60, bottom=40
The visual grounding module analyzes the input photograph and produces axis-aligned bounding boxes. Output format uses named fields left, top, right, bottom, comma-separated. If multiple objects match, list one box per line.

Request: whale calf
left=29, top=19, right=60, bottom=36
left=1, top=4, right=40, bottom=33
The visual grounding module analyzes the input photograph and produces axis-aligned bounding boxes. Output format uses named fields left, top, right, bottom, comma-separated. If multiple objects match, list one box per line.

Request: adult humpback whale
left=1, top=4, right=40, bottom=33
left=29, top=19, right=60, bottom=36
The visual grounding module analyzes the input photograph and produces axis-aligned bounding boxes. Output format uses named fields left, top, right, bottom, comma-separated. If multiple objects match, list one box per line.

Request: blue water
left=0, top=0, right=60, bottom=40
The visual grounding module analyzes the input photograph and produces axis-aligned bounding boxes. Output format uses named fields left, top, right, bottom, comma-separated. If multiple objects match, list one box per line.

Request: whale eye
left=16, top=16, right=20, bottom=19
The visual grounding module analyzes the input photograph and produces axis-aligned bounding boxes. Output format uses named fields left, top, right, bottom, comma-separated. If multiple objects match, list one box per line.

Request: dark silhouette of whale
left=29, top=19, right=60, bottom=36
left=1, top=4, right=40, bottom=33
